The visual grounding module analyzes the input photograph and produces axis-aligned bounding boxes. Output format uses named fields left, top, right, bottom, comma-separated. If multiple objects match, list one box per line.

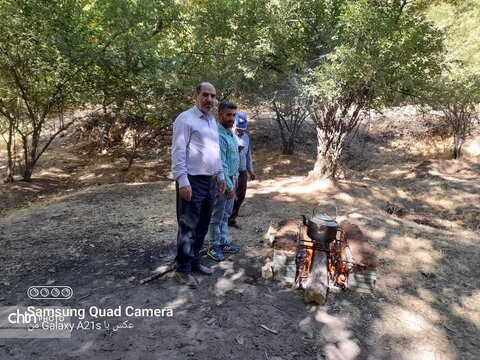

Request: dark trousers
left=229, top=170, right=247, bottom=224
left=176, top=175, right=217, bottom=273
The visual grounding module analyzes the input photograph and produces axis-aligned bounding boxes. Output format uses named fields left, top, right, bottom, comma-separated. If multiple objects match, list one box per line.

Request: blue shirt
left=237, top=132, right=254, bottom=173
left=218, top=123, right=239, bottom=192
left=171, top=106, right=225, bottom=188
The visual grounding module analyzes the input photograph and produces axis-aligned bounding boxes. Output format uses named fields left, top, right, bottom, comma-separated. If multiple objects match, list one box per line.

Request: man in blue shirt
left=228, top=112, right=255, bottom=229
left=208, top=101, right=241, bottom=261
left=171, top=82, right=226, bottom=288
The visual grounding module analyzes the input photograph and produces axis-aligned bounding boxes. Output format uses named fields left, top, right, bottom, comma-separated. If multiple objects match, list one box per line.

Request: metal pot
left=301, top=213, right=339, bottom=243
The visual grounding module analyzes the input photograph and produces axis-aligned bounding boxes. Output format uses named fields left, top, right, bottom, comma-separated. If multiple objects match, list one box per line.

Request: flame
left=302, top=248, right=314, bottom=274
left=298, top=225, right=351, bottom=288
left=328, top=239, right=350, bottom=287
left=328, top=256, right=336, bottom=278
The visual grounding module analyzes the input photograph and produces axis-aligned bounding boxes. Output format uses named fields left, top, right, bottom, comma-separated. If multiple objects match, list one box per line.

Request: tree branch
left=34, top=120, right=74, bottom=164
left=9, top=65, right=37, bottom=124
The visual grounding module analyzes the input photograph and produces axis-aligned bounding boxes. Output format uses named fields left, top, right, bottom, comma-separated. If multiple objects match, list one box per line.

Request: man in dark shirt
left=229, top=112, right=256, bottom=229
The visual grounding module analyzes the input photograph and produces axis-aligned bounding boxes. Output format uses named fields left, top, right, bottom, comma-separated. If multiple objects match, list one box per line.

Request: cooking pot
left=301, top=213, right=339, bottom=243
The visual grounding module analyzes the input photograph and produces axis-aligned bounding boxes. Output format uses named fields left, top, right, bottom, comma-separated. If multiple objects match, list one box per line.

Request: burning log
left=267, top=217, right=378, bottom=303
left=302, top=249, right=328, bottom=305
left=298, top=225, right=329, bottom=305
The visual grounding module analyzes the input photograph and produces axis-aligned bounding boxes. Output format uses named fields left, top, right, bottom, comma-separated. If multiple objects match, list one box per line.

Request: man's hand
left=179, top=185, right=192, bottom=201
left=217, top=180, right=226, bottom=194
left=226, top=190, right=235, bottom=199
left=249, top=172, right=256, bottom=181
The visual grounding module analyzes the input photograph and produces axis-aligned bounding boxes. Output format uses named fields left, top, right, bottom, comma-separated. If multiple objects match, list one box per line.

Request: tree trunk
left=453, top=132, right=464, bottom=159
left=5, top=147, right=14, bottom=183
left=22, top=162, right=34, bottom=182
left=272, top=98, right=307, bottom=156
left=127, top=134, right=139, bottom=170
left=309, top=149, right=339, bottom=180
left=101, top=113, right=114, bottom=151
left=4, top=120, right=15, bottom=182
left=287, top=136, right=295, bottom=155
left=102, top=93, right=108, bottom=114
left=22, top=129, right=40, bottom=181
left=282, top=138, right=295, bottom=155
left=308, top=128, right=345, bottom=180
left=19, top=131, right=37, bottom=182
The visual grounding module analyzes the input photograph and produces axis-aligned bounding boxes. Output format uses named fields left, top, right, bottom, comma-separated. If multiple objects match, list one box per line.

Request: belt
left=189, top=174, right=217, bottom=180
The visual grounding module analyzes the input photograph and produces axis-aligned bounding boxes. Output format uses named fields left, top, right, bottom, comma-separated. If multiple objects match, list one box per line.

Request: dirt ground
left=0, top=111, right=479, bottom=359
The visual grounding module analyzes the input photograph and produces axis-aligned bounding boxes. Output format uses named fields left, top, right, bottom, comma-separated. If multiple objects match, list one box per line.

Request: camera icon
left=28, top=286, right=73, bottom=300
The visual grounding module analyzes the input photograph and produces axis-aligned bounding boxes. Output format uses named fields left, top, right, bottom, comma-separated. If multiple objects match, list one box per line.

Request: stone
left=261, top=262, right=274, bottom=280
left=340, top=221, right=378, bottom=269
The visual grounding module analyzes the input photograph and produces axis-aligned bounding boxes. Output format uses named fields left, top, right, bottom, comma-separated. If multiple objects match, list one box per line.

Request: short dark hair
left=218, top=100, right=237, bottom=113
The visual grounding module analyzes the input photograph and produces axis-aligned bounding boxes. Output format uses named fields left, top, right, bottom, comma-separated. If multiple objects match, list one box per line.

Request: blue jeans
left=175, top=175, right=217, bottom=273
left=209, top=183, right=236, bottom=248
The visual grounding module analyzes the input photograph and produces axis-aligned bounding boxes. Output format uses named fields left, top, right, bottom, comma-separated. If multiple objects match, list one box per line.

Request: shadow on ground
left=0, top=168, right=478, bottom=359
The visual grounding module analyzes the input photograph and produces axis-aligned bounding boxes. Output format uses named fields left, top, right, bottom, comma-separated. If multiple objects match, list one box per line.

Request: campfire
left=263, top=217, right=377, bottom=305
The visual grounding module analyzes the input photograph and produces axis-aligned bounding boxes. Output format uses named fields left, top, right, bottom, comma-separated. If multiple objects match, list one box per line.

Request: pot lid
left=310, top=214, right=338, bottom=227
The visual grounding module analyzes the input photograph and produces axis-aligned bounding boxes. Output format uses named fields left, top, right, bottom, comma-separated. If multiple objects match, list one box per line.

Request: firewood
left=139, top=248, right=209, bottom=285
left=139, top=262, right=176, bottom=284
left=303, top=249, right=329, bottom=305
left=260, top=324, right=279, bottom=335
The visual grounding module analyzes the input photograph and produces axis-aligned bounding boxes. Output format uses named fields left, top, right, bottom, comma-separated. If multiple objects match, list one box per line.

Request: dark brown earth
left=0, top=111, right=479, bottom=359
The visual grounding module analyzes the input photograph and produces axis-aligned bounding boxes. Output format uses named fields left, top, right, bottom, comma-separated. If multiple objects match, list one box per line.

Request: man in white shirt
left=171, top=82, right=226, bottom=288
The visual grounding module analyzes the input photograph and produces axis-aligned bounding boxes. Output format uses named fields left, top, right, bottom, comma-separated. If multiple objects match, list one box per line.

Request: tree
left=306, top=0, right=443, bottom=179
left=203, top=0, right=444, bottom=179
left=426, top=78, right=480, bottom=158
left=0, top=0, right=183, bottom=181
left=424, top=0, right=480, bottom=159
left=272, top=93, right=310, bottom=155
left=0, top=0, right=449, bottom=182
left=84, top=0, right=185, bottom=148
left=0, top=0, right=96, bottom=181
left=0, top=108, right=15, bottom=182
left=268, top=76, right=310, bottom=155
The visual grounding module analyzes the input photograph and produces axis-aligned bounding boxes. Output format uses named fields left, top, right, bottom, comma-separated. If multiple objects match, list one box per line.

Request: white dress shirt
left=171, top=106, right=224, bottom=188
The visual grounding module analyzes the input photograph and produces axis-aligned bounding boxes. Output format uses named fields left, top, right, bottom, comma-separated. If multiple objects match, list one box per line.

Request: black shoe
left=229, top=221, right=243, bottom=230
left=192, top=264, right=213, bottom=275
left=175, top=271, right=198, bottom=289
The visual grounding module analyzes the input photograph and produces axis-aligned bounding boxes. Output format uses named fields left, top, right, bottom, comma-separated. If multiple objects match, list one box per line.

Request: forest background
left=0, top=0, right=478, bottom=183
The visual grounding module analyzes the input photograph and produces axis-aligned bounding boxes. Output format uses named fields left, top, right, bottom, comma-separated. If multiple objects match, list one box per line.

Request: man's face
left=195, top=83, right=216, bottom=115
left=235, top=128, right=245, bottom=136
left=218, top=109, right=236, bottom=129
